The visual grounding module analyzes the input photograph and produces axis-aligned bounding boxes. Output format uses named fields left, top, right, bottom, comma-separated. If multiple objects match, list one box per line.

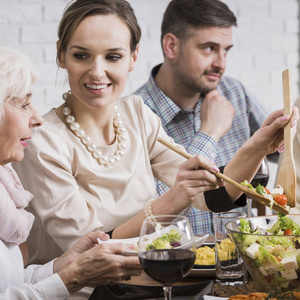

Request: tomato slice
left=284, top=229, right=292, bottom=235
left=263, top=187, right=270, bottom=194
left=274, top=194, right=288, bottom=206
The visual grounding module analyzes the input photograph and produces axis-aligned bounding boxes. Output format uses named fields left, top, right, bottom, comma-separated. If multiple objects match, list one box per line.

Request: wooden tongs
left=276, top=69, right=297, bottom=207
left=158, top=137, right=289, bottom=214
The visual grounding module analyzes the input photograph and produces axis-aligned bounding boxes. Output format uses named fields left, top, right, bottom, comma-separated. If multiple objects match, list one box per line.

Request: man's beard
left=174, top=66, right=223, bottom=94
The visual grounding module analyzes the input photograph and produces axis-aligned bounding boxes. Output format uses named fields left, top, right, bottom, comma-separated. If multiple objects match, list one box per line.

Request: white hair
left=0, top=46, right=39, bottom=115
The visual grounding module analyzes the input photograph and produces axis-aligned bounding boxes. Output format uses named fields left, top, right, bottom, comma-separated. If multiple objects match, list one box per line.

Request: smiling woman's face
left=58, top=14, right=138, bottom=111
left=0, top=92, right=43, bottom=165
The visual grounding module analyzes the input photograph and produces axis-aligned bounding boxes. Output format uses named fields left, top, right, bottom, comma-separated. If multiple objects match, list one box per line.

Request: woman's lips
left=20, top=137, right=31, bottom=147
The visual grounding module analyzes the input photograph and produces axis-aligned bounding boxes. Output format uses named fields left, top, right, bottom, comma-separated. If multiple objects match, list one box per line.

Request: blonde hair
left=0, top=46, right=39, bottom=114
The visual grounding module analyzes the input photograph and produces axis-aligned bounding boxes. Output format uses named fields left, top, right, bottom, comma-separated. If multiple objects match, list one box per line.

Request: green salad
left=145, top=229, right=182, bottom=250
left=233, top=214, right=300, bottom=291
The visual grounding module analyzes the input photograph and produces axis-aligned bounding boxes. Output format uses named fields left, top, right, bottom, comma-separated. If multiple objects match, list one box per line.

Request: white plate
left=99, top=233, right=209, bottom=256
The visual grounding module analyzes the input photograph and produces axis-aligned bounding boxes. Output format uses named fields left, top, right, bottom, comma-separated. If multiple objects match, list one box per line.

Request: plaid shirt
left=134, top=64, right=268, bottom=235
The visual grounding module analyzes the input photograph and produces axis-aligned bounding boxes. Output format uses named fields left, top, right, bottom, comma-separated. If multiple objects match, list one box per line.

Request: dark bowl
left=193, top=243, right=215, bottom=270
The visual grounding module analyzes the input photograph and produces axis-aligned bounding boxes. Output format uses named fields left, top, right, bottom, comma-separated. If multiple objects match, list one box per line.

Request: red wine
left=251, top=173, right=269, bottom=188
left=139, top=249, right=195, bottom=286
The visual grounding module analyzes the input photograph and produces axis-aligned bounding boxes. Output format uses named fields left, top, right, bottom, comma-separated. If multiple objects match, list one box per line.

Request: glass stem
left=163, top=286, right=172, bottom=300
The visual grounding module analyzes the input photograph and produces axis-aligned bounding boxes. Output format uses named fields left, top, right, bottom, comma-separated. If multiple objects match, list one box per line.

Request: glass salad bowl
left=225, top=214, right=300, bottom=292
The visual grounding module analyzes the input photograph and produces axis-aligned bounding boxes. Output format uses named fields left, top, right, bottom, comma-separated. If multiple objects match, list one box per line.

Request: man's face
left=173, top=26, right=233, bottom=94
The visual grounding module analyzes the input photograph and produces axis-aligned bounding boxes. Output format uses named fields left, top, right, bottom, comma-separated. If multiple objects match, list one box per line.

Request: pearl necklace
left=62, top=91, right=127, bottom=168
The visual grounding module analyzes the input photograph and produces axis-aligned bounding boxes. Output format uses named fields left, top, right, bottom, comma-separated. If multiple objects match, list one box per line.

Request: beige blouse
left=14, top=95, right=213, bottom=264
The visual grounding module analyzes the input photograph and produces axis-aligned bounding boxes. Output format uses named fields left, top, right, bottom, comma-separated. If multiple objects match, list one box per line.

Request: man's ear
left=162, top=33, right=179, bottom=60
left=56, top=40, right=66, bottom=69
left=129, top=44, right=139, bottom=72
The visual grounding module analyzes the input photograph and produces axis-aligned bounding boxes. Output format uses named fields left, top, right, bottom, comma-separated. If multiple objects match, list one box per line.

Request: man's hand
left=199, top=90, right=235, bottom=141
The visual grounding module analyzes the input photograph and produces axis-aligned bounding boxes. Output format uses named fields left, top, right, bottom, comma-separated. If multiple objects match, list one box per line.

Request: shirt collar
left=147, top=64, right=183, bottom=125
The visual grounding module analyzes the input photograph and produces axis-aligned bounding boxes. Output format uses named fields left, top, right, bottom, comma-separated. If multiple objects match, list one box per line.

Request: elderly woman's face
left=0, top=92, right=43, bottom=165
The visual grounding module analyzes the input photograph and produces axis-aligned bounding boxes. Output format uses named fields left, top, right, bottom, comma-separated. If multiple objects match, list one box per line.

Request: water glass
left=214, top=211, right=248, bottom=286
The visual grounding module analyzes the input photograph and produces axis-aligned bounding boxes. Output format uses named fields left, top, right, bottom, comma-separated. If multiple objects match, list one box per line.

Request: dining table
left=89, top=235, right=260, bottom=300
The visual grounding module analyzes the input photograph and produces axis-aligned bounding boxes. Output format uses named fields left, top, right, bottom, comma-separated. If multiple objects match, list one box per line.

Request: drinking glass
left=138, top=215, right=196, bottom=300
left=247, top=157, right=270, bottom=216
left=214, top=211, right=248, bottom=286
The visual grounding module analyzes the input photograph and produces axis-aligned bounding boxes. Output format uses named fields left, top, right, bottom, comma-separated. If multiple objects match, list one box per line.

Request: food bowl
left=225, top=214, right=300, bottom=292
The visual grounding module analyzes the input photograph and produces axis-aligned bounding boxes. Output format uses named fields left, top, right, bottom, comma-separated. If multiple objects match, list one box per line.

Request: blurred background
left=0, top=0, right=299, bottom=191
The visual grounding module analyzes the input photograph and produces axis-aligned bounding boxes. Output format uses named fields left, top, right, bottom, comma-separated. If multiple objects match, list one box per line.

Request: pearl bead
left=116, top=150, right=125, bottom=156
left=118, top=134, right=127, bottom=142
left=75, top=129, right=85, bottom=138
left=108, top=157, right=115, bottom=166
left=63, top=92, right=126, bottom=168
left=117, top=127, right=126, bottom=135
left=70, top=122, right=80, bottom=131
left=118, top=142, right=127, bottom=151
left=63, top=107, right=71, bottom=116
left=99, top=155, right=108, bottom=165
left=93, top=148, right=102, bottom=158
left=87, top=143, right=97, bottom=152
left=81, top=136, right=91, bottom=145
left=66, top=115, right=75, bottom=123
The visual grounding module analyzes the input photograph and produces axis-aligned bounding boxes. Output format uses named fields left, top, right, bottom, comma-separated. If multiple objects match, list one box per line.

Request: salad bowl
left=225, top=214, right=300, bottom=293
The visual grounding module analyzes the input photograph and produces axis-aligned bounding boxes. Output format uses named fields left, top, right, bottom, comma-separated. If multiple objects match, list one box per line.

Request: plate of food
left=188, top=243, right=216, bottom=277
left=99, top=227, right=209, bottom=256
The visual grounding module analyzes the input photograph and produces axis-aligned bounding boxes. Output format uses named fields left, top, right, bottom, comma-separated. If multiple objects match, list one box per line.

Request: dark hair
left=161, top=0, right=237, bottom=43
left=57, top=0, right=141, bottom=65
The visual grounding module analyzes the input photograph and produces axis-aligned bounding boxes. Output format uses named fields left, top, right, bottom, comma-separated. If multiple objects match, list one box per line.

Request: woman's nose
left=89, top=58, right=105, bottom=80
left=30, top=106, right=43, bottom=128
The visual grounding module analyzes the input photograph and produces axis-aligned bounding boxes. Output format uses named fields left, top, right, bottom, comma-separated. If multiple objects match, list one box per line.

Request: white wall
left=0, top=0, right=299, bottom=192
left=0, top=0, right=298, bottom=115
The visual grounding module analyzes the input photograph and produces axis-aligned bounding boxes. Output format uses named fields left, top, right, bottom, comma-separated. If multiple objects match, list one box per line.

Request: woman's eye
left=22, top=103, right=30, bottom=109
left=107, top=55, right=122, bottom=62
left=73, top=53, right=88, bottom=60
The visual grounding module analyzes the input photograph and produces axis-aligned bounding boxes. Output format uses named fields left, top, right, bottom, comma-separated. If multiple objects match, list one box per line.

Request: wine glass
left=138, top=215, right=196, bottom=300
left=247, top=157, right=270, bottom=216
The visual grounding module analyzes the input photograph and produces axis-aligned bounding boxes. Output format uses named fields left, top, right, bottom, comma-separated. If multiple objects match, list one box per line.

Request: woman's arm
left=224, top=107, right=299, bottom=201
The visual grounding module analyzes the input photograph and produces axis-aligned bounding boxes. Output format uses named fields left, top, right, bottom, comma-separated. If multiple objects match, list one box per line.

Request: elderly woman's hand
left=247, top=106, right=299, bottom=155
left=58, top=242, right=142, bottom=294
left=53, top=231, right=109, bottom=273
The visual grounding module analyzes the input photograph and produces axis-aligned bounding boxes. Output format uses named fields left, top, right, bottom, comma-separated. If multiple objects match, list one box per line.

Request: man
left=134, top=0, right=268, bottom=235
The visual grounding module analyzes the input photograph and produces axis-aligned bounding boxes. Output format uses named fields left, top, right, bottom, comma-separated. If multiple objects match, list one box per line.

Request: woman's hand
left=53, top=231, right=109, bottom=273
left=169, top=155, right=224, bottom=210
left=56, top=233, right=142, bottom=294
left=247, top=106, right=299, bottom=155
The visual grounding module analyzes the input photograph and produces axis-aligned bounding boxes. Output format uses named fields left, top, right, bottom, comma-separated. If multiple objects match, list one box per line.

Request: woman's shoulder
left=30, top=108, right=72, bottom=149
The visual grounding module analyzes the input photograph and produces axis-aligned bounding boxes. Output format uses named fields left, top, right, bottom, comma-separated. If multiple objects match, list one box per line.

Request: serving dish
left=188, top=243, right=216, bottom=278
left=225, top=214, right=300, bottom=292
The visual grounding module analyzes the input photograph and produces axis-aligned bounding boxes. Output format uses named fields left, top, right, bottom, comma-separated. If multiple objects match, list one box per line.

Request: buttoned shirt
left=134, top=64, right=268, bottom=234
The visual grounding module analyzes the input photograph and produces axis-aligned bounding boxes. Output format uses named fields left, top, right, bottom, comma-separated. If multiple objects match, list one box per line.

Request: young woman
left=15, top=0, right=298, bottom=269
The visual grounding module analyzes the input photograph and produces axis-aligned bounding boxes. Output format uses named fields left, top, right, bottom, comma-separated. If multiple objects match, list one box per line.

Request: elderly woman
left=0, top=46, right=141, bottom=299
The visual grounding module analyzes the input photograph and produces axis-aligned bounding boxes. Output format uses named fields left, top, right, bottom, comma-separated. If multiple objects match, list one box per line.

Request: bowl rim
left=224, top=214, right=300, bottom=237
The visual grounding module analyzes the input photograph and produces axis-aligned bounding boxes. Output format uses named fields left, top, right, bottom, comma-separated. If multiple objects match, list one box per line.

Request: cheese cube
left=281, top=256, right=298, bottom=270
left=281, top=269, right=298, bottom=280
left=271, top=186, right=284, bottom=199
left=246, top=243, right=260, bottom=259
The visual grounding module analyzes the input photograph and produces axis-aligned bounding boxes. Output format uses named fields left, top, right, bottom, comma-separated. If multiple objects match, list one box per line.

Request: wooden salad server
left=158, top=137, right=289, bottom=214
left=276, top=69, right=296, bottom=207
